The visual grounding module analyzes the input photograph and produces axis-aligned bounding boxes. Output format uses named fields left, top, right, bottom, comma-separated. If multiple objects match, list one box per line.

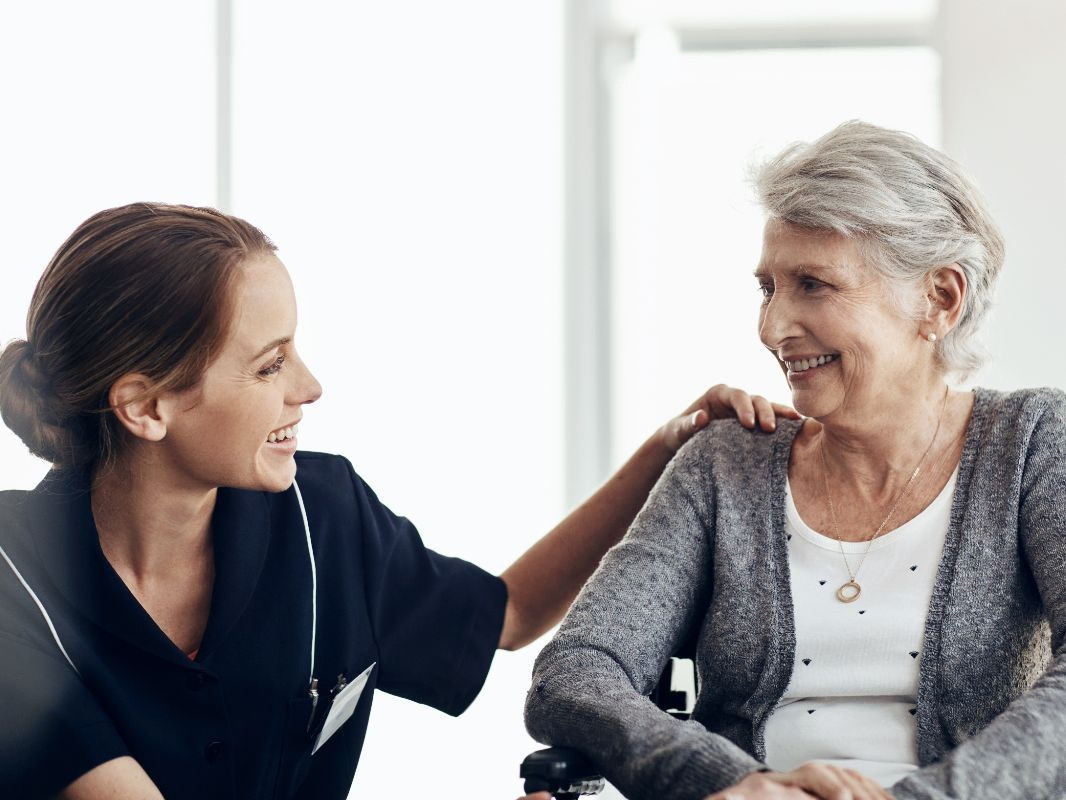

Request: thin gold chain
left=820, top=388, right=950, bottom=585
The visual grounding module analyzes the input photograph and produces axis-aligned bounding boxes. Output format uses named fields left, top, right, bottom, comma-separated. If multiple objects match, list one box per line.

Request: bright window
left=609, top=45, right=940, bottom=460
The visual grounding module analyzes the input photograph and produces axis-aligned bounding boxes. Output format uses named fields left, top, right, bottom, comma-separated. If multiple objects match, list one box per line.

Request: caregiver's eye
left=258, top=354, right=286, bottom=377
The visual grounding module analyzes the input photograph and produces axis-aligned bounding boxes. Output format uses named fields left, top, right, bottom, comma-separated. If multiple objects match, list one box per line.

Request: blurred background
left=1, top=0, right=1063, bottom=797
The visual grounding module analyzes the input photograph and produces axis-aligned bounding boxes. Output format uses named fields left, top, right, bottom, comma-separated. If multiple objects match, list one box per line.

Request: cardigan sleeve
left=524, top=432, right=766, bottom=800
left=892, top=389, right=1066, bottom=799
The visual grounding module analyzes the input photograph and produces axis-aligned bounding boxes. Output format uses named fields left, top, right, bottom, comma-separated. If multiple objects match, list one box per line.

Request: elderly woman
left=524, top=121, right=1066, bottom=800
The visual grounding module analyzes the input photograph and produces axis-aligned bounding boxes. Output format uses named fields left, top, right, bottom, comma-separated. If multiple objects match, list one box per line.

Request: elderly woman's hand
left=705, top=764, right=893, bottom=800
left=659, top=384, right=801, bottom=454
left=704, top=770, right=816, bottom=800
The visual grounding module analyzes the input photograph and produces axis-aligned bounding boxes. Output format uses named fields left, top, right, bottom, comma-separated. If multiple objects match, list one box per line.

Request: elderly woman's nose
left=759, top=292, right=796, bottom=348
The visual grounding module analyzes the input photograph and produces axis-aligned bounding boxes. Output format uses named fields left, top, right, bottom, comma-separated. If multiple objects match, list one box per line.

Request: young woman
left=0, top=202, right=794, bottom=799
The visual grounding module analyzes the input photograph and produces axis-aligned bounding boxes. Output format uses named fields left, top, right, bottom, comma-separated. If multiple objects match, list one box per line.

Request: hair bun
left=0, top=339, right=80, bottom=465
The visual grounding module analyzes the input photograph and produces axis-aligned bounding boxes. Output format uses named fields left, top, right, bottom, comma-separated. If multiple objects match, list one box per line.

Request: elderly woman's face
left=755, top=220, right=923, bottom=420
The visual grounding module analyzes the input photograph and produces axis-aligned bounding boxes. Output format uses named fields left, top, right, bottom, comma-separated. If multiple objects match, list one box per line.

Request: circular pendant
left=836, top=580, right=862, bottom=603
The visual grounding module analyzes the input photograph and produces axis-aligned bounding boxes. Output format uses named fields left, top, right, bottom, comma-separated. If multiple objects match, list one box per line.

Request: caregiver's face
left=754, top=220, right=920, bottom=421
left=161, top=254, right=323, bottom=493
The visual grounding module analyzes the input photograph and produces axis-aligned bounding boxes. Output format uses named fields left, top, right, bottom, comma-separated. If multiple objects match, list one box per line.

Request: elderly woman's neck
left=816, top=383, right=960, bottom=484
left=90, top=453, right=216, bottom=583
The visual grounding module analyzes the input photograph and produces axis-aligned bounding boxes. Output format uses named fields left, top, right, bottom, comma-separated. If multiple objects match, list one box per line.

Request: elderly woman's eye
left=757, top=282, right=774, bottom=299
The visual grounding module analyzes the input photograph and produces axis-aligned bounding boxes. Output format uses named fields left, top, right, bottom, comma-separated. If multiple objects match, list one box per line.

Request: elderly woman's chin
left=778, top=357, right=844, bottom=419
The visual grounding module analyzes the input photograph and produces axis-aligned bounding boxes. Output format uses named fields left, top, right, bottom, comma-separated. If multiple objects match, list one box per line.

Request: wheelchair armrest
left=520, top=746, right=606, bottom=798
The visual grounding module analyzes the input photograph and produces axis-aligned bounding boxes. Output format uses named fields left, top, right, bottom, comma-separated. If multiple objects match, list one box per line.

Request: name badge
left=312, top=661, right=375, bottom=755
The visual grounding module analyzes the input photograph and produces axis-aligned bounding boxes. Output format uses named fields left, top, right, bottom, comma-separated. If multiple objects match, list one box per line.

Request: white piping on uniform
left=0, top=542, right=81, bottom=676
left=292, top=479, right=317, bottom=685
left=2, top=482, right=317, bottom=685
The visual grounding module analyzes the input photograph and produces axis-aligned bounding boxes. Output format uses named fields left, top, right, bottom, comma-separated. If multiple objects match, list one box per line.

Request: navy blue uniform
left=0, top=452, right=507, bottom=798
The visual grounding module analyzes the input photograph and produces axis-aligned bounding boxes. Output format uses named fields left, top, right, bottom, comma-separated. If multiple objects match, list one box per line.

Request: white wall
left=938, top=0, right=1066, bottom=391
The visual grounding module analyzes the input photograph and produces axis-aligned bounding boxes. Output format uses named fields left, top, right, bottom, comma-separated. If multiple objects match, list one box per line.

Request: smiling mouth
left=267, top=424, right=298, bottom=443
left=783, top=354, right=838, bottom=372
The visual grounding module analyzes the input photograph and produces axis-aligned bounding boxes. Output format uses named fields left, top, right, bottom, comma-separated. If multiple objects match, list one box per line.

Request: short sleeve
left=0, top=630, right=129, bottom=797
left=348, top=465, right=507, bottom=716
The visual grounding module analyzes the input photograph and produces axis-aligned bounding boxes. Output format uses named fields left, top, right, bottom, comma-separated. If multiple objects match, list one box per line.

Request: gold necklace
left=820, top=389, right=949, bottom=603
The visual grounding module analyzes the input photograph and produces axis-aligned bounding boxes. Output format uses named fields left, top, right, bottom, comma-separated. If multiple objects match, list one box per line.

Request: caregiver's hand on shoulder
left=660, top=384, right=800, bottom=454
left=706, top=764, right=893, bottom=800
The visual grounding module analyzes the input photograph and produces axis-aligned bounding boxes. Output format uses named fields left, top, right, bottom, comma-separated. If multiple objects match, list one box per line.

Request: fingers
left=661, top=408, right=709, bottom=453
left=765, top=763, right=888, bottom=800
left=516, top=794, right=551, bottom=800
left=700, top=384, right=755, bottom=427
left=834, top=768, right=891, bottom=800
left=704, top=772, right=819, bottom=799
left=771, top=401, right=802, bottom=420
left=751, top=395, right=776, bottom=431
left=842, top=769, right=893, bottom=800
left=666, top=384, right=799, bottom=453
left=730, top=391, right=758, bottom=429
left=693, top=384, right=799, bottom=430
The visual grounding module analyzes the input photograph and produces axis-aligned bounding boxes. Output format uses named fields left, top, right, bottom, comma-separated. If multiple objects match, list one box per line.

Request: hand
left=515, top=794, right=551, bottom=800
left=704, top=770, right=816, bottom=799
left=762, top=763, right=893, bottom=800
left=660, top=384, right=801, bottom=454
left=705, top=764, right=893, bottom=800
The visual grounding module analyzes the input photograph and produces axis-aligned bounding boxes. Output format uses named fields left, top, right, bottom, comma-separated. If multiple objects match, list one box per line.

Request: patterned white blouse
left=765, top=469, right=958, bottom=787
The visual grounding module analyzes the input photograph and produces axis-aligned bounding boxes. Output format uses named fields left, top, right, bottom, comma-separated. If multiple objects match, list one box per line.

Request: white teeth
left=267, top=424, right=299, bottom=443
left=785, top=354, right=837, bottom=372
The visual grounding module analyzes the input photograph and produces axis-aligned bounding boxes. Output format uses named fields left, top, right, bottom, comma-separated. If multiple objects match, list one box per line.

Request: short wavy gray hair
left=753, top=120, right=1005, bottom=380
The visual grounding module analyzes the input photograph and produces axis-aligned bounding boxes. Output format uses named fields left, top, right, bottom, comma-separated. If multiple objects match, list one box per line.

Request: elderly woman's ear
left=923, top=264, right=967, bottom=337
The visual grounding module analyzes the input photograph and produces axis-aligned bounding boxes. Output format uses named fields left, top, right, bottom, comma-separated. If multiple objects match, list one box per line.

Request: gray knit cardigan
left=525, top=387, right=1066, bottom=800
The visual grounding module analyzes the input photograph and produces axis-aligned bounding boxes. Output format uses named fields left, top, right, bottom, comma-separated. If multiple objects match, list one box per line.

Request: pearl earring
left=926, top=332, right=937, bottom=343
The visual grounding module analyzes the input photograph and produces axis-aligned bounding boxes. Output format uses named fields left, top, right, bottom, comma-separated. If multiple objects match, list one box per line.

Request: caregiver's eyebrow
left=251, top=337, right=291, bottom=361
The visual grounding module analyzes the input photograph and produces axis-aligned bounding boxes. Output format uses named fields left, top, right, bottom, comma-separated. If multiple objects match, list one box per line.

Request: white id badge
left=312, top=661, right=376, bottom=755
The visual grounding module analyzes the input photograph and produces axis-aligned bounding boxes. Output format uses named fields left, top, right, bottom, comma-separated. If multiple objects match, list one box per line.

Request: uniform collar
left=28, top=467, right=273, bottom=666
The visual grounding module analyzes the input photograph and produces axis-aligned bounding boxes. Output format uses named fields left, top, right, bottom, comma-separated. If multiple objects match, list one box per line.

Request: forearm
left=526, top=443, right=766, bottom=798
left=891, top=652, right=1066, bottom=799
left=59, top=757, right=163, bottom=800
left=527, top=644, right=764, bottom=800
left=498, top=432, right=674, bottom=650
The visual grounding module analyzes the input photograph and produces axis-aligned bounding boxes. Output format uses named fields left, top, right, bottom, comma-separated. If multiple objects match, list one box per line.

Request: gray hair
left=752, top=120, right=1005, bottom=381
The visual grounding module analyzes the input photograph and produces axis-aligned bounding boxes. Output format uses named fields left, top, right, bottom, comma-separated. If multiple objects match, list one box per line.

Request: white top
left=763, top=468, right=958, bottom=787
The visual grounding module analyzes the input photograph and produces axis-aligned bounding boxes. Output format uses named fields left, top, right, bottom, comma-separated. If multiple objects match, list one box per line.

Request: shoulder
left=974, top=386, right=1066, bottom=420
left=0, top=488, right=34, bottom=528
left=286, top=450, right=412, bottom=549
left=671, top=417, right=802, bottom=480
left=972, top=387, right=1066, bottom=449
left=288, top=450, right=383, bottom=510
left=293, top=449, right=360, bottom=484
left=0, top=490, right=64, bottom=657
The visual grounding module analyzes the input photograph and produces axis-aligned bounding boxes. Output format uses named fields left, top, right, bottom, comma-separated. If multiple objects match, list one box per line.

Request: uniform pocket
left=311, top=662, right=375, bottom=754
